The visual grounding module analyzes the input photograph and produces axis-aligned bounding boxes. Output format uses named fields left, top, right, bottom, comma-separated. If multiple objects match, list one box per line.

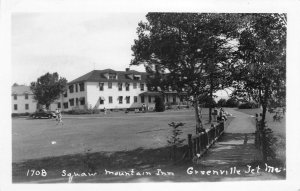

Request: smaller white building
left=11, top=85, right=37, bottom=113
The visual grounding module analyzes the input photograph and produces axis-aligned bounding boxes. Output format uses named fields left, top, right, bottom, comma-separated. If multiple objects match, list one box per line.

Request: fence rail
left=187, top=121, right=225, bottom=159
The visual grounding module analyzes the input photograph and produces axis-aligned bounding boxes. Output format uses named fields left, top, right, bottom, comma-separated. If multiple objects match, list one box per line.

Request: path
left=201, top=108, right=260, bottom=166
left=198, top=108, right=283, bottom=180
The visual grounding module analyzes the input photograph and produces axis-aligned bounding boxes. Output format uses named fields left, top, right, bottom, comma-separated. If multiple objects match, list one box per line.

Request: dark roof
left=11, top=85, right=33, bottom=95
left=68, top=69, right=148, bottom=84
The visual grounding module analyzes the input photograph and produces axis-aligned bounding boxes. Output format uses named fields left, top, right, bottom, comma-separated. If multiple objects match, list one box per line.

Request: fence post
left=196, top=136, right=200, bottom=154
left=188, top=134, right=192, bottom=159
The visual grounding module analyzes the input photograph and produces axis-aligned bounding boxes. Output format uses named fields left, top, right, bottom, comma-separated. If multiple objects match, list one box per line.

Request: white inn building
left=12, top=68, right=184, bottom=113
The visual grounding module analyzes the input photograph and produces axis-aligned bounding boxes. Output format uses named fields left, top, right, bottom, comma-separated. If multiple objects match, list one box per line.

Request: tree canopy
left=30, top=72, right=67, bottom=110
left=232, top=13, right=286, bottom=123
left=131, top=13, right=241, bottom=132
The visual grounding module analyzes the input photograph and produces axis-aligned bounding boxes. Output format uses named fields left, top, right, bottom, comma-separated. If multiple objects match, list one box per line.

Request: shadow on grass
left=12, top=145, right=191, bottom=183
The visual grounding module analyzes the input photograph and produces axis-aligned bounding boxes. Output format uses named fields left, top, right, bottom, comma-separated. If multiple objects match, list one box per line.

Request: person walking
left=56, top=109, right=63, bottom=126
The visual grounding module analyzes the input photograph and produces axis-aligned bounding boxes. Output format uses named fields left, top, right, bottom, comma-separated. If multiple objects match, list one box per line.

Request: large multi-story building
left=12, top=68, right=184, bottom=113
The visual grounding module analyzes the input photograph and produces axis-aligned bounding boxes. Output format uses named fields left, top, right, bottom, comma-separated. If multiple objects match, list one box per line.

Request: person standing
left=55, top=108, right=59, bottom=121
left=56, top=109, right=63, bottom=126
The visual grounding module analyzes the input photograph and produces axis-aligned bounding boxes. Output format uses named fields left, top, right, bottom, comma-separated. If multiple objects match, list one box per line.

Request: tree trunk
left=209, top=89, right=213, bottom=123
left=260, top=86, right=269, bottom=162
left=194, top=101, right=203, bottom=134
left=208, top=76, right=214, bottom=123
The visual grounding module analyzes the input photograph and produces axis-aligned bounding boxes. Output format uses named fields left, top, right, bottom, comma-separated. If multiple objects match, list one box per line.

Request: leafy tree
left=233, top=13, right=286, bottom=124
left=217, top=98, right=227, bottom=107
left=131, top=13, right=240, bottom=133
left=155, top=95, right=165, bottom=112
left=231, top=14, right=286, bottom=162
left=30, top=72, right=67, bottom=110
left=225, top=97, right=239, bottom=107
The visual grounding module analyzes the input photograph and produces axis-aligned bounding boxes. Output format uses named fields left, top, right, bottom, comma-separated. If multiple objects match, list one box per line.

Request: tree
left=217, top=99, right=227, bottom=107
left=30, top=72, right=67, bottom=110
left=232, top=14, right=286, bottom=161
left=131, top=13, right=240, bottom=133
left=155, top=95, right=165, bottom=112
left=233, top=13, right=286, bottom=124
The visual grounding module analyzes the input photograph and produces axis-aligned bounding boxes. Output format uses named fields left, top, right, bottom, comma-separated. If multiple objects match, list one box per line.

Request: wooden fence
left=187, top=121, right=225, bottom=159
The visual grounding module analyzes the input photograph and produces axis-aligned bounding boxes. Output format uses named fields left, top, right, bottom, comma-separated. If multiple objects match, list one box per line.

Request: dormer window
left=25, top=94, right=28, bottom=99
left=109, top=73, right=117, bottom=79
left=13, top=94, right=17, bottom=100
left=134, top=74, right=141, bottom=80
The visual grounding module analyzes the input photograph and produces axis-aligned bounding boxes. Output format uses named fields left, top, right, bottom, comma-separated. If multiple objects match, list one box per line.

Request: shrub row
left=12, top=112, right=31, bottom=117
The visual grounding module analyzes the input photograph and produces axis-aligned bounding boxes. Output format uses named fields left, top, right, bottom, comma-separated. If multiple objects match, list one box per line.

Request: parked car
left=30, top=111, right=57, bottom=119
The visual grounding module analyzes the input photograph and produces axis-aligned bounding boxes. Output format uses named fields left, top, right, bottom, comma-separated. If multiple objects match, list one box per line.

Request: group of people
left=55, top=108, right=63, bottom=126
left=213, top=107, right=228, bottom=122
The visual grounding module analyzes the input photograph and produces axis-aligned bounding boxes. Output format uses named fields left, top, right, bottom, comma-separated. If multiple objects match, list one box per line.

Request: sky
left=12, top=12, right=147, bottom=85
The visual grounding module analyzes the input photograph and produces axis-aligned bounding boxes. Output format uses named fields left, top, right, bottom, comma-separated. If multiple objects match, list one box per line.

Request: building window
left=25, top=104, right=29, bottom=110
left=79, top=83, right=85, bottom=91
left=76, top=98, right=79, bottom=106
left=64, top=92, right=68, bottom=97
left=14, top=104, right=17, bottom=110
left=108, top=82, right=112, bottom=89
left=13, top=94, right=17, bottom=100
left=99, top=83, right=104, bottom=91
left=109, top=96, right=113, bottom=103
left=173, top=95, right=176, bottom=103
left=109, top=73, right=117, bottom=79
left=133, top=83, right=137, bottom=89
left=134, top=96, right=138, bottom=103
left=140, top=83, right=144, bottom=91
left=80, top=97, right=85, bottom=105
left=69, top=85, right=74, bottom=93
left=25, top=94, right=28, bottom=99
left=141, top=95, right=145, bottom=103
left=118, top=96, right=123, bottom=104
left=69, top=98, right=74, bottom=106
left=180, top=96, right=183, bottom=102
left=149, top=96, right=151, bottom=103
left=63, top=102, right=68, bottom=109
left=58, top=103, right=61, bottom=108
left=75, top=84, right=78, bottom=92
left=126, top=96, right=130, bottom=104
left=125, top=83, right=130, bottom=91
left=118, top=83, right=122, bottom=91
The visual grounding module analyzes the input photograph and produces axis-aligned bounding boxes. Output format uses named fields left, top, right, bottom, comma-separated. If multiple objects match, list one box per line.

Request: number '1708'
left=26, top=169, right=47, bottom=177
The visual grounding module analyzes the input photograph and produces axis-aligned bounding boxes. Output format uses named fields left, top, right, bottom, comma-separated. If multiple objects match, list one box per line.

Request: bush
left=217, top=99, right=227, bottom=107
left=238, top=102, right=259, bottom=109
left=202, top=99, right=217, bottom=108
left=225, top=97, right=239, bottom=107
left=155, top=96, right=165, bottom=112
left=11, top=112, right=31, bottom=117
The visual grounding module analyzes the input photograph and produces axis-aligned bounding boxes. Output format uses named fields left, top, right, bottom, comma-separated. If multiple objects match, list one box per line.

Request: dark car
left=30, top=111, right=57, bottom=119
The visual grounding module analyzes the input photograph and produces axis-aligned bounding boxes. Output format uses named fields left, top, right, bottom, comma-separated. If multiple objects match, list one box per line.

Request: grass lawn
left=12, top=109, right=214, bottom=163
left=13, top=108, right=231, bottom=183
left=235, top=108, right=286, bottom=164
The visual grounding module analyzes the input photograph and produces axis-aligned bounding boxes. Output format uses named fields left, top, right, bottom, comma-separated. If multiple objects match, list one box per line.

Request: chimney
left=125, top=68, right=130, bottom=72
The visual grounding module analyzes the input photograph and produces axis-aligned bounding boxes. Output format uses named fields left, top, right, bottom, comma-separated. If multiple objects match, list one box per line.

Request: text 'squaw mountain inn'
left=12, top=68, right=186, bottom=113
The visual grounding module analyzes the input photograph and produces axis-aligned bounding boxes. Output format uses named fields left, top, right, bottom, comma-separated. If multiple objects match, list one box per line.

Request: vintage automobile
left=30, top=110, right=57, bottom=119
